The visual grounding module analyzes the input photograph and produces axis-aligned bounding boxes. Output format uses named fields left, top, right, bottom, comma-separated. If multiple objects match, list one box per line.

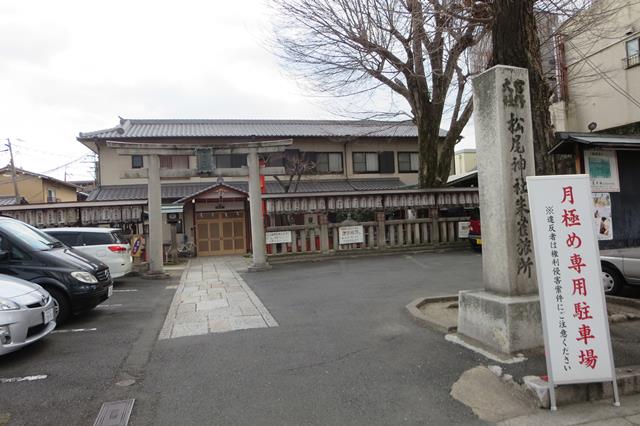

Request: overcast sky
left=0, top=1, right=475, bottom=182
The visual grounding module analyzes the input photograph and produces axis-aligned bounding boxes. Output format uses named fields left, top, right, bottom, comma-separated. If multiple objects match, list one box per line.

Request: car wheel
left=47, top=288, right=70, bottom=323
left=601, top=264, right=624, bottom=295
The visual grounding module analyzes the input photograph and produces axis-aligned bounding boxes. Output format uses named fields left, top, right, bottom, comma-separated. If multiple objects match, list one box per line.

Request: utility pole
left=4, top=138, right=20, bottom=204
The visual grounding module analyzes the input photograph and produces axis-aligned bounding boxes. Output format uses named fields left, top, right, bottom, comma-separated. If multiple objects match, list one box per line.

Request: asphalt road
left=3, top=250, right=640, bottom=425
left=136, top=251, right=488, bottom=426
left=0, top=272, right=180, bottom=426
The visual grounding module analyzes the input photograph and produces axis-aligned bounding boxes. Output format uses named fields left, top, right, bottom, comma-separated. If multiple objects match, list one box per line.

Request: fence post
left=430, top=208, right=441, bottom=244
left=376, top=211, right=386, bottom=249
left=319, top=214, right=330, bottom=254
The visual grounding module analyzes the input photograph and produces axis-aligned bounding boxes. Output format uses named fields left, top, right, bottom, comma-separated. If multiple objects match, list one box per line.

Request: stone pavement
left=159, top=256, right=278, bottom=339
left=500, top=393, right=640, bottom=426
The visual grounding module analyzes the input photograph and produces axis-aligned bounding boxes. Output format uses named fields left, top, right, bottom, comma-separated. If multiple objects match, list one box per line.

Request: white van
left=44, top=228, right=133, bottom=279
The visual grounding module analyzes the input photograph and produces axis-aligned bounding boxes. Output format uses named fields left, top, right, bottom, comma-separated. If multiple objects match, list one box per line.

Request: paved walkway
left=159, top=256, right=278, bottom=339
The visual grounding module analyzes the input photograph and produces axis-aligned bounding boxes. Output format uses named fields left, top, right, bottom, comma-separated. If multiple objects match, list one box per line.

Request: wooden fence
left=265, top=213, right=469, bottom=256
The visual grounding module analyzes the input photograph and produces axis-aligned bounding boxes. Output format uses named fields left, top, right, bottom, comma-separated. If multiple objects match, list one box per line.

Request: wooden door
left=196, top=211, right=246, bottom=256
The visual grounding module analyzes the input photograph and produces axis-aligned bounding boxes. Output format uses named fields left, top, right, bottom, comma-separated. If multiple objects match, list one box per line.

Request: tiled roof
left=0, top=196, right=20, bottom=206
left=79, top=118, right=445, bottom=140
left=86, top=179, right=407, bottom=202
left=0, top=167, right=80, bottom=190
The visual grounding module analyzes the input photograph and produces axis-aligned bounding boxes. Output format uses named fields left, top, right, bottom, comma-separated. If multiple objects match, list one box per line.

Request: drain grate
left=93, top=399, right=135, bottom=426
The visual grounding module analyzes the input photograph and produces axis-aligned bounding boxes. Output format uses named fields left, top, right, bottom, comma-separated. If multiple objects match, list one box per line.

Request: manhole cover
left=93, top=399, right=135, bottom=426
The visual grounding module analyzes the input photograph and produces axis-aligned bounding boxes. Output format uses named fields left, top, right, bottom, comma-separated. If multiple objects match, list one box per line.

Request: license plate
left=43, top=308, right=55, bottom=324
left=108, top=285, right=113, bottom=297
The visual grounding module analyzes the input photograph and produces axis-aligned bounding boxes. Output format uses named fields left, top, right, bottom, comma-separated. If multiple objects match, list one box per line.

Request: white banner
left=339, top=225, right=364, bottom=245
left=527, top=175, right=615, bottom=385
left=265, top=231, right=292, bottom=245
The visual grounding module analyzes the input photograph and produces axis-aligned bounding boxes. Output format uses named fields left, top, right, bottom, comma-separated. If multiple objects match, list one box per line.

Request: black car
left=0, top=216, right=112, bottom=322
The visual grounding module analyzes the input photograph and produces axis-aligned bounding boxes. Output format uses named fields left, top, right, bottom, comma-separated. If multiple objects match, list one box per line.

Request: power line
left=567, top=39, right=640, bottom=110
left=0, top=155, right=92, bottom=189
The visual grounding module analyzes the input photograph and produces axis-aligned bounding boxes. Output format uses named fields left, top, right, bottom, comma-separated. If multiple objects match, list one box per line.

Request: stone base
left=524, top=365, right=640, bottom=408
left=247, top=262, right=272, bottom=272
left=457, top=290, right=543, bottom=355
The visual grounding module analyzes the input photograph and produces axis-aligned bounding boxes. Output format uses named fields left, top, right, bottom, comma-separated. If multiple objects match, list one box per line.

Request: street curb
left=406, top=295, right=458, bottom=333
left=606, top=295, right=640, bottom=310
left=524, top=365, right=640, bottom=409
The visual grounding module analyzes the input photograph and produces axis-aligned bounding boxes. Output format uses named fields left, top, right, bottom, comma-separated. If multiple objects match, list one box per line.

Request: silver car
left=601, top=247, right=640, bottom=295
left=0, top=274, right=56, bottom=356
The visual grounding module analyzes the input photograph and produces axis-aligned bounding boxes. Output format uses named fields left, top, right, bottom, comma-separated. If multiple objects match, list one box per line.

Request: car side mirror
left=0, top=250, right=9, bottom=261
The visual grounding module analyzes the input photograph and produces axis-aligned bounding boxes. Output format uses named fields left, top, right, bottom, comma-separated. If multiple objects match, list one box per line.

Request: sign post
left=527, top=174, right=619, bottom=411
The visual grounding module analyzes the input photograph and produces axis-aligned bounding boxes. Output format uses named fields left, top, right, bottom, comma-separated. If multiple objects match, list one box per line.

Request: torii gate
left=108, top=139, right=292, bottom=275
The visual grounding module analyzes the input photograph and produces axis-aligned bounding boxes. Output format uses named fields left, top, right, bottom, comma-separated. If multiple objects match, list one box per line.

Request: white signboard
left=584, top=149, right=620, bottom=192
left=339, top=225, right=364, bottom=245
left=527, top=175, right=616, bottom=388
left=458, top=221, right=470, bottom=239
left=265, top=231, right=292, bottom=245
left=593, top=193, right=613, bottom=241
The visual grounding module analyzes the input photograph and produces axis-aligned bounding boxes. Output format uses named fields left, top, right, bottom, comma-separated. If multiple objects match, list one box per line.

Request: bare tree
left=272, top=156, right=316, bottom=193
left=272, top=0, right=490, bottom=187
left=489, top=0, right=555, bottom=174
left=489, top=0, right=627, bottom=174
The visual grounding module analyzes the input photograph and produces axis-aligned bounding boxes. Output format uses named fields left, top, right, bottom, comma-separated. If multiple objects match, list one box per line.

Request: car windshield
left=0, top=220, right=63, bottom=251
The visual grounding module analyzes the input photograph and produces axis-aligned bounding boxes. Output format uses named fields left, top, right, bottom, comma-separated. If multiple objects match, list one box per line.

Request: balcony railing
left=624, top=53, right=639, bottom=69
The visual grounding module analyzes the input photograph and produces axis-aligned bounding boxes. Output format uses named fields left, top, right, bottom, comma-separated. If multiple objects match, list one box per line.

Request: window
left=626, top=38, right=640, bottom=68
left=212, top=154, right=247, bottom=168
left=398, top=152, right=419, bottom=172
left=48, top=232, right=81, bottom=247
left=0, top=221, right=58, bottom=251
left=353, top=152, right=379, bottom=173
left=80, top=232, right=115, bottom=246
left=131, top=155, right=143, bottom=169
left=47, top=189, right=56, bottom=202
left=160, top=155, right=189, bottom=169
left=316, top=153, right=343, bottom=173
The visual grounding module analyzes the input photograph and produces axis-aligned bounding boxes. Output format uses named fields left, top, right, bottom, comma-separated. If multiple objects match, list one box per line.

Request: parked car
left=43, top=228, right=132, bottom=279
left=464, top=214, right=635, bottom=296
left=0, top=274, right=56, bottom=355
left=0, top=216, right=112, bottom=322
left=600, top=247, right=640, bottom=295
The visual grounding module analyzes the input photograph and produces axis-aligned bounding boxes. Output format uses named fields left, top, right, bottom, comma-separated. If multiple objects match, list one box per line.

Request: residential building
left=453, top=149, right=476, bottom=176
left=75, top=118, right=457, bottom=256
left=0, top=167, right=79, bottom=204
left=550, top=0, right=640, bottom=134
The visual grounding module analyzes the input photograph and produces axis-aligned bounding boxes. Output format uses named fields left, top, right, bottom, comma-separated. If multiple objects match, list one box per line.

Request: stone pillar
left=247, top=149, right=270, bottom=271
left=457, top=65, right=542, bottom=355
left=319, top=214, right=330, bottom=254
left=147, top=154, right=165, bottom=275
left=429, top=208, right=440, bottom=244
left=376, top=211, right=386, bottom=249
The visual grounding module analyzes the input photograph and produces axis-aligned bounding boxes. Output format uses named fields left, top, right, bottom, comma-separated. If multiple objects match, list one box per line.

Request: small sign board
left=266, top=231, right=292, bottom=245
left=339, top=225, right=364, bottom=245
left=131, top=235, right=144, bottom=258
left=593, top=193, right=613, bottom=241
left=527, top=174, right=618, bottom=409
left=584, top=149, right=620, bottom=192
left=458, top=221, right=470, bottom=239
